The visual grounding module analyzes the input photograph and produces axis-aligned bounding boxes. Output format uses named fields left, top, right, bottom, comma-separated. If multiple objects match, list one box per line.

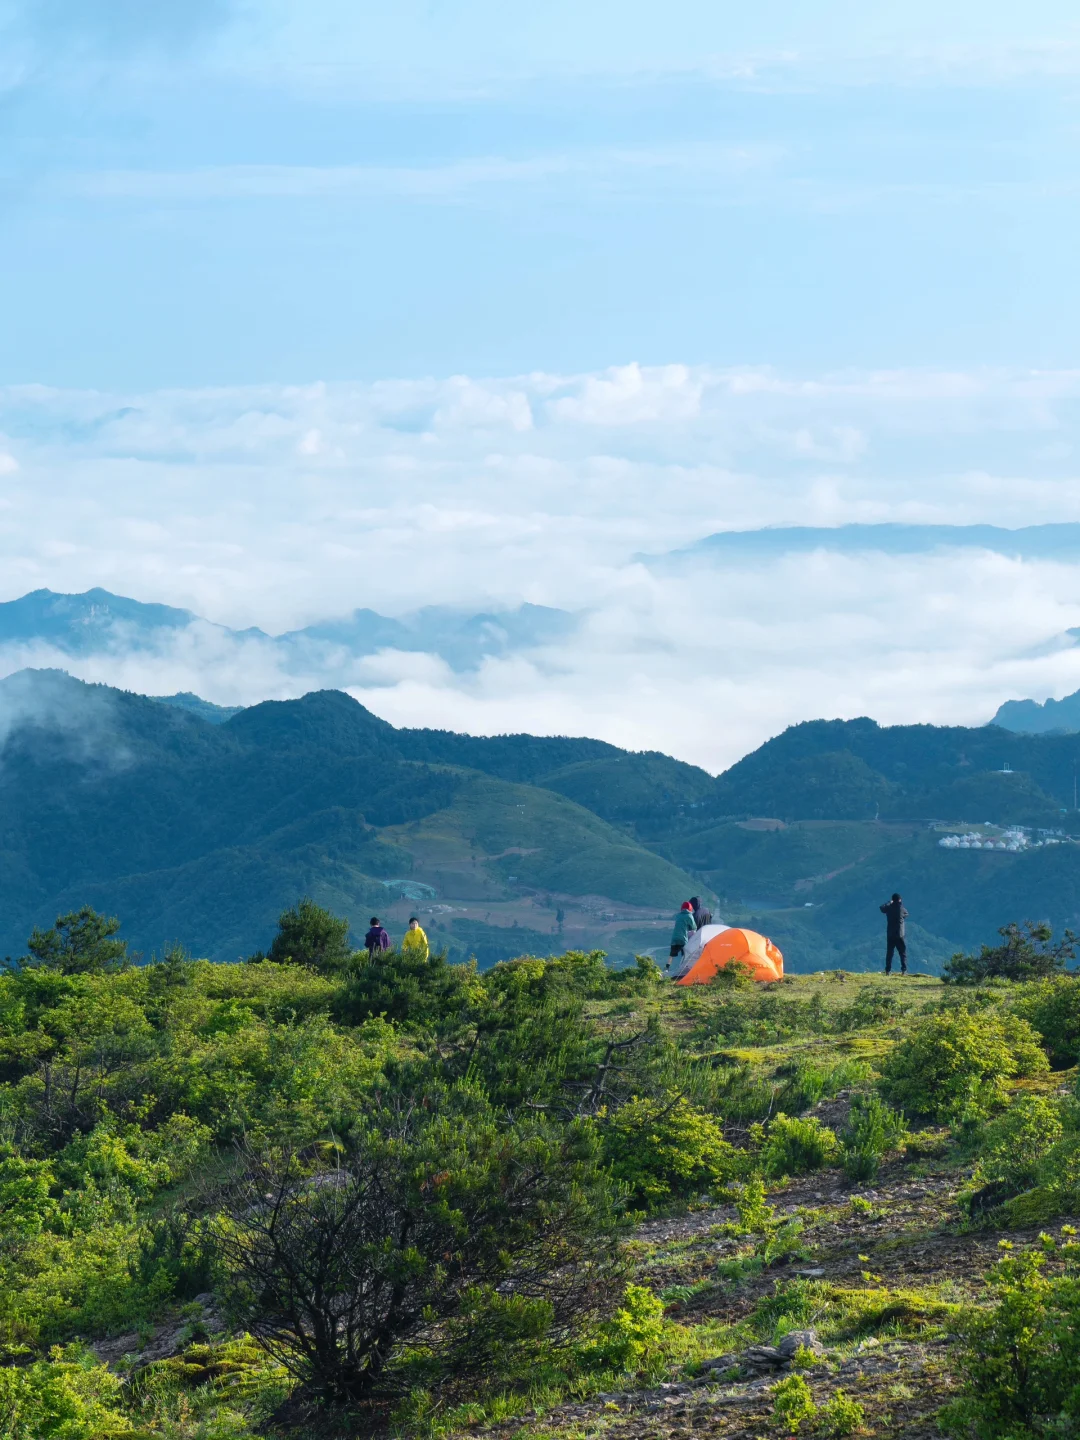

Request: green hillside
left=713, top=715, right=1080, bottom=821
left=4, top=913, right=1080, bottom=1440
left=7, top=672, right=1080, bottom=975
left=0, top=671, right=702, bottom=964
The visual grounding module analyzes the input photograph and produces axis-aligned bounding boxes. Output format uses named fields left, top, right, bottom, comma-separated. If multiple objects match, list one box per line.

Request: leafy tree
left=880, top=1008, right=1049, bottom=1122
left=266, top=897, right=352, bottom=972
left=213, top=1088, right=624, bottom=1403
left=944, top=921, right=1077, bottom=986
left=23, top=908, right=127, bottom=975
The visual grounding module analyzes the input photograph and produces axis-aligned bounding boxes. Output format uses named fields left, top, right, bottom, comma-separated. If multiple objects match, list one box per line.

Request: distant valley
left=2, top=665, right=1080, bottom=973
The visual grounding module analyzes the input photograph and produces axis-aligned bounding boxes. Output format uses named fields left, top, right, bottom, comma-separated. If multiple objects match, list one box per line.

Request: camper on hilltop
left=365, top=916, right=390, bottom=957
left=690, top=895, right=712, bottom=931
left=402, top=916, right=429, bottom=962
left=667, top=901, right=696, bottom=971
left=879, top=893, right=909, bottom=976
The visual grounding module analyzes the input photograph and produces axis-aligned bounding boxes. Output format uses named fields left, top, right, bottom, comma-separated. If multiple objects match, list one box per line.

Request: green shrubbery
left=602, top=1093, right=739, bottom=1208
left=760, top=1114, right=839, bottom=1178
left=8, top=897, right=1079, bottom=1439
left=943, top=1239, right=1080, bottom=1440
left=0, top=1347, right=133, bottom=1440
left=879, top=1008, right=1048, bottom=1121
left=969, top=1095, right=1066, bottom=1197
left=1013, top=974, right=1080, bottom=1065
left=840, top=1093, right=906, bottom=1183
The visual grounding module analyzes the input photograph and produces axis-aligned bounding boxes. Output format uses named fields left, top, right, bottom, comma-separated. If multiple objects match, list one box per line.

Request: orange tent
left=672, top=923, right=783, bottom=985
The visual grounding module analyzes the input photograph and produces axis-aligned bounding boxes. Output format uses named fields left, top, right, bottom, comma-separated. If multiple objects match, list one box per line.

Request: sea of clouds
left=3, top=362, right=1080, bottom=771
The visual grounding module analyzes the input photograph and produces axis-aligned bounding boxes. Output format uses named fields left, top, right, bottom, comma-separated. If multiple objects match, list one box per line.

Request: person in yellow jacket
left=402, top=916, right=429, bottom=962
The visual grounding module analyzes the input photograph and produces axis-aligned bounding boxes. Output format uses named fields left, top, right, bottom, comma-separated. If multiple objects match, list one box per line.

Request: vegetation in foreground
left=3, top=904, right=1080, bottom=1439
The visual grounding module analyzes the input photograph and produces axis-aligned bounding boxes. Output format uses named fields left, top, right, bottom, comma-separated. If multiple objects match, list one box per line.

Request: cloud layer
left=3, top=363, right=1080, bottom=770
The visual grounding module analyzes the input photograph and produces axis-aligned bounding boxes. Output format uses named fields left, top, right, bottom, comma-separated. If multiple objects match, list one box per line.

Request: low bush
left=576, top=1284, right=666, bottom=1376
left=603, top=1093, right=740, bottom=1208
left=1013, top=975, right=1080, bottom=1066
left=760, top=1114, right=839, bottom=1179
left=969, top=1095, right=1066, bottom=1197
left=879, top=1009, right=1048, bottom=1122
left=942, top=1239, right=1080, bottom=1440
left=840, top=1093, right=906, bottom=1184
left=0, top=1347, right=133, bottom=1440
left=773, top=1373, right=817, bottom=1431
left=818, top=1390, right=864, bottom=1437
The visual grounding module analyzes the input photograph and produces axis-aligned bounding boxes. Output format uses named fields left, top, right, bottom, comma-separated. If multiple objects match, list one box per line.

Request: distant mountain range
left=0, top=587, right=577, bottom=674
left=3, top=667, right=1080, bottom=974
left=992, top=690, right=1080, bottom=736
left=658, top=522, right=1080, bottom=564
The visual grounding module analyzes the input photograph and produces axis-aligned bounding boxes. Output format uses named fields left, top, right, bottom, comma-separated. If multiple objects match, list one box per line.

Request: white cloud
left=3, top=363, right=1080, bottom=770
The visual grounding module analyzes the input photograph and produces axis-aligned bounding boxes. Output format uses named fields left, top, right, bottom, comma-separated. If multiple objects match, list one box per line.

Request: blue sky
left=3, top=3, right=1080, bottom=764
left=3, top=0, right=1080, bottom=385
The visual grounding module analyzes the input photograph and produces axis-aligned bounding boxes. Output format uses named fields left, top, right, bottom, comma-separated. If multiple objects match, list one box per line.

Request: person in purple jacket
left=364, top=916, right=390, bottom=956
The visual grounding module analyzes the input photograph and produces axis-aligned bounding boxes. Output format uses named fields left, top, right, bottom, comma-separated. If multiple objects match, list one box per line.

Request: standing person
left=668, top=901, right=696, bottom=971
left=364, top=916, right=390, bottom=957
left=690, top=895, right=712, bottom=931
left=879, top=893, right=909, bottom=975
left=402, top=916, right=429, bottom=962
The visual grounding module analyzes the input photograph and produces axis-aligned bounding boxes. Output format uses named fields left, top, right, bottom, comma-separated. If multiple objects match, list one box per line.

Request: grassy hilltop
left=3, top=905, right=1080, bottom=1439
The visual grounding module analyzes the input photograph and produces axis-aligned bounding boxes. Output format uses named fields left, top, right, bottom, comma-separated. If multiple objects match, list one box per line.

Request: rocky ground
left=476, top=1145, right=1074, bottom=1440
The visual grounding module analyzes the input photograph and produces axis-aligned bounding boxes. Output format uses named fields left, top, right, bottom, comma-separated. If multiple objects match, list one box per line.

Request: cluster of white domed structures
left=938, top=827, right=1063, bottom=852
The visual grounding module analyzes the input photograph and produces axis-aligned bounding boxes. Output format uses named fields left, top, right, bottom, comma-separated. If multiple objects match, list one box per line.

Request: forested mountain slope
left=0, top=670, right=704, bottom=962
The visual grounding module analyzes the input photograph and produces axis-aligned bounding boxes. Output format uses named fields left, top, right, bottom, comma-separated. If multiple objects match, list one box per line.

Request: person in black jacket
left=879, top=893, right=909, bottom=975
left=690, top=895, right=712, bottom=931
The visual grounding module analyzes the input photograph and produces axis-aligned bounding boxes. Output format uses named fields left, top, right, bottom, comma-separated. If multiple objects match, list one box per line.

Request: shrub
left=941, top=1242, right=1080, bottom=1440
left=761, top=1114, right=839, bottom=1179
left=944, top=920, right=1076, bottom=985
left=879, top=1009, right=1048, bottom=1122
left=213, top=1087, right=625, bottom=1403
left=818, top=1390, right=864, bottom=1437
left=0, top=1347, right=132, bottom=1439
left=1013, top=975, right=1080, bottom=1066
left=336, top=943, right=481, bottom=1031
left=840, top=1094, right=906, bottom=1184
left=603, top=1094, right=739, bottom=1208
left=577, top=1284, right=666, bottom=1375
left=971, top=1095, right=1066, bottom=1196
left=772, top=1373, right=817, bottom=1431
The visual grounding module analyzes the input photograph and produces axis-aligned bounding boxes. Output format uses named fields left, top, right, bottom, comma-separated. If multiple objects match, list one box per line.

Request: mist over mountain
left=661, top=522, right=1080, bottom=565
left=0, top=588, right=577, bottom=676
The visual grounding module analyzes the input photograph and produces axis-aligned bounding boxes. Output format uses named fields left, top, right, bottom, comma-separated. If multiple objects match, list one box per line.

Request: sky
left=2, top=1, right=1080, bottom=769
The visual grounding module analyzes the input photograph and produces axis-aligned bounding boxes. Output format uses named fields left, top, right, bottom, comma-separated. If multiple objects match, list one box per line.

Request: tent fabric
left=672, top=923, right=783, bottom=985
